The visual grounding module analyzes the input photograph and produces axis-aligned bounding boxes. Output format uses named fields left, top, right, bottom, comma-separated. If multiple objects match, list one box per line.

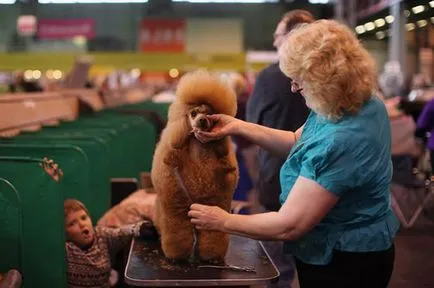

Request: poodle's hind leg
left=197, top=230, right=229, bottom=262
left=160, top=217, right=195, bottom=261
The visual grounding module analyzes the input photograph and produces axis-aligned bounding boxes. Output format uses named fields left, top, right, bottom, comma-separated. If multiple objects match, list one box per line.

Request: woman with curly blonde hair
left=189, top=20, right=398, bottom=288
left=279, top=20, right=377, bottom=120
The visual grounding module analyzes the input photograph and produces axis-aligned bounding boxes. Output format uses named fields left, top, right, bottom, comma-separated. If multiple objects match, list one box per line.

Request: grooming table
left=124, top=235, right=280, bottom=287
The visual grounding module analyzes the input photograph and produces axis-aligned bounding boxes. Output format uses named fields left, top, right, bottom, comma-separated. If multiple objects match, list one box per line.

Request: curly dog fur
left=151, top=70, right=239, bottom=261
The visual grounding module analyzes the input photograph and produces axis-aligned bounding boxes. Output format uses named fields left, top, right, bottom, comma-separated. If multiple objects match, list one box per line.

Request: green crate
left=0, top=178, right=22, bottom=272
left=54, top=113, right=156, bottom=177
left=0, top=157, right=66, bottom=288
left=121, top=101, right=170, bottom=120
left=0, top=134, right=110, bottom=221
left=0, top=144, right=91, bottom=217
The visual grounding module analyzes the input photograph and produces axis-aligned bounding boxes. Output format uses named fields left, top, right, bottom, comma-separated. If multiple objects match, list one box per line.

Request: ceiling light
left=355, top=25, right=366, bottom=34
left=46, top=70, right=54, bottom=79
left=169, top=68, right=180, bottom=78
left=411, top=5, right=425, bottom=14
left=130, top=69, right=141, bottom=78
left=374, top=18, right=386, bottom=27
left=430, top=1, right=434, bottom=8
left=38, top=0, right=148, bottom=3
left=172, top=0, right=279, bottom=2
left=385, top=15, right=394, bottom=24
left=53, top=70, right=63, bottom=80
left=32, top=70, right=42, bottom=80
left=24, top=70, right=33, bottom=81
left=375, top=31, right=386, bottom=39
left=417, top=19, right=428, bottom=28
left=364, top=22, right=375, bottom=31
left=406, top=23, right=415, bottom=31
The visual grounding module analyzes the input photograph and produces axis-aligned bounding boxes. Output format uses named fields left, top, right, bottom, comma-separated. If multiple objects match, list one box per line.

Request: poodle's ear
left=169, top=115, right=190, bottom=149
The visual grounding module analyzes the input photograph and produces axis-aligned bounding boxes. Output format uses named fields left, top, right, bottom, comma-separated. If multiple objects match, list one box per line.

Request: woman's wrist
left=232, top=119, right=248, bottom=137
left=221, top=212, right=233, bottom=233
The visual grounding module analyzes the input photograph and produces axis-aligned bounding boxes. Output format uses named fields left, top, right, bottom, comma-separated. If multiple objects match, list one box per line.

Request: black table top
left=124, top=235, right=280, bottom=287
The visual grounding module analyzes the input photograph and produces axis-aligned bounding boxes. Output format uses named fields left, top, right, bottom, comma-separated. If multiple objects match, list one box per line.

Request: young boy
left=64, top=199, right=157, bottom=288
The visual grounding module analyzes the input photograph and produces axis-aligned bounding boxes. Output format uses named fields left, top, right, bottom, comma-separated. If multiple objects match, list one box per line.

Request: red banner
left=37, top=19, right=95, bottom=40
left=17, top=15, right=37, bottom=37
left=140, top=19, right=185, bottom=52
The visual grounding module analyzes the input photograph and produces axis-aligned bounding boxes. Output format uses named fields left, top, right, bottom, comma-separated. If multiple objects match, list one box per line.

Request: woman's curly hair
left=279, top=20, right=377, bottom=120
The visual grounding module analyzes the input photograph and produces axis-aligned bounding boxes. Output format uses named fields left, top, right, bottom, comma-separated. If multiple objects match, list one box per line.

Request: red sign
left=17, top=15, right=37, bottom=37
left=37, top=19, right=95, bottom=40
left=140, top=19, right=185, bottom=52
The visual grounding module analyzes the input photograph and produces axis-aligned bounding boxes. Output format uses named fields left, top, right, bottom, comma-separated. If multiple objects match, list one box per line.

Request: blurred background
left=0, top=0, right=430, bottom=96
left=0, top=0, right=334, bottom=94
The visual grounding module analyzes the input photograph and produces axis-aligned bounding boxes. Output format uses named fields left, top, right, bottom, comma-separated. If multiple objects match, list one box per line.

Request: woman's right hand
left=193, top=114, right=241, bottom=143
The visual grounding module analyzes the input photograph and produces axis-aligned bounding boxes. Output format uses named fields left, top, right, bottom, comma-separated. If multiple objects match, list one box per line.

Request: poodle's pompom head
left=175, top=69, right=237, bottom=117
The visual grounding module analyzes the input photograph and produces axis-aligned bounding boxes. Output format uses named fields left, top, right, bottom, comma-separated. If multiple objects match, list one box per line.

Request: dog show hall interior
left=0, top=1, right=433, bottom=288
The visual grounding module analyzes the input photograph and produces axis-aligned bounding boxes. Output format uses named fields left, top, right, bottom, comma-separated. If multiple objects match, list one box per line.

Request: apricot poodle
left=151, top=70, right=239, bottom=261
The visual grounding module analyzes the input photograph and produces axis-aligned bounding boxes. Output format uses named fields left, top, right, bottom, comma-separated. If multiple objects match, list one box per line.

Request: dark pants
left=296, top=244, right=395, bottom=288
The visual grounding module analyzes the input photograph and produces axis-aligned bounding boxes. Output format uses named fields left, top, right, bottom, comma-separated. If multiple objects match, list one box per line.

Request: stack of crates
left=0, top=101, right=170, bottom=287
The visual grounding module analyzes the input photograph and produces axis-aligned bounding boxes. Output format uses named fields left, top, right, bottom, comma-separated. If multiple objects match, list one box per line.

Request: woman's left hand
left=188, top=203, right=230, bottom=231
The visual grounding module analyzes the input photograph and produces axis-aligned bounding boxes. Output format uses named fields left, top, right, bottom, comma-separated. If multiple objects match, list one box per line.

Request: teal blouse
left=279, top=96, right=400, bottom=265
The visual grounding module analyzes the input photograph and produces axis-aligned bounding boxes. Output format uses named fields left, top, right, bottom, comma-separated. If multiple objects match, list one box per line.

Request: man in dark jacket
left=246, top=9, right=315, bottom=288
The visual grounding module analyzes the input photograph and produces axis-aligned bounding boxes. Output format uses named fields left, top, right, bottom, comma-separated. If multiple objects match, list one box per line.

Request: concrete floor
left=389, top=185, right=434, bottom=288
left=390, top=227, right=434, bottom=287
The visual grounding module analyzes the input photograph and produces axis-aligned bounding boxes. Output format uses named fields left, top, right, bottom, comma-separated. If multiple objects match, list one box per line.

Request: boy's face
left=65, top=209, right=94, bottom=248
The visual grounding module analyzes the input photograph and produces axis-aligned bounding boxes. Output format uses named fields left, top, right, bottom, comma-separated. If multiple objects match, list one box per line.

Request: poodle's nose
left=199, top=118, right=207, bottom=128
